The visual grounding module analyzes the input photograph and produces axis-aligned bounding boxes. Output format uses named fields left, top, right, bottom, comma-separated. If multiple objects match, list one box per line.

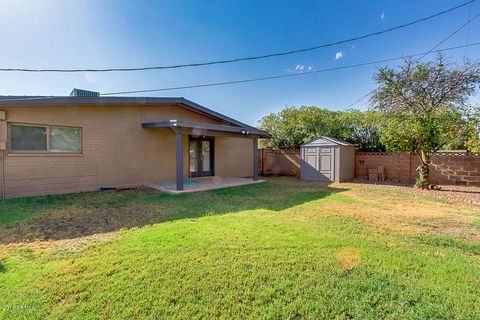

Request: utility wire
left=347, top=10, right=480, bottom=108
left=1, top=43, right=478, bottom=102
left=97, top=42, right=479, bottom=95
left=466, top=0, right=473, bottom=57
left=418, top=10, right=480, bottom=60
left=0, top=0, right=475, bottom=73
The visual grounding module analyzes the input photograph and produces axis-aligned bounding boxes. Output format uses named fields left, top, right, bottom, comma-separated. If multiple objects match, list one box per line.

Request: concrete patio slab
left=149, top=177, right=264, bottom=194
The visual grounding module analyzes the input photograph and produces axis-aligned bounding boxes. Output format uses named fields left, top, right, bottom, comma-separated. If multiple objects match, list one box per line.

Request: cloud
left=335, top=52, right=344, bottom=60
left=380, top=12, right=385, bottom=20
left=287, top=64, right=313, bottom=73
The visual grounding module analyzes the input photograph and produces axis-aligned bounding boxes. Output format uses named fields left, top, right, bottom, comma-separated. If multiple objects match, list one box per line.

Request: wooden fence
left=259, top=148, right=301, bottom=176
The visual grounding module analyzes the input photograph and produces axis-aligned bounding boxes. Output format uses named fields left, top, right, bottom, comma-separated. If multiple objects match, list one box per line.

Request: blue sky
left=1, top=0, right=479, bottom=126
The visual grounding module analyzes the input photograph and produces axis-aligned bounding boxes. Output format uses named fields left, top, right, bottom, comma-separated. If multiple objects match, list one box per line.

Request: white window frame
left=7, top=123, right=83, bottom=154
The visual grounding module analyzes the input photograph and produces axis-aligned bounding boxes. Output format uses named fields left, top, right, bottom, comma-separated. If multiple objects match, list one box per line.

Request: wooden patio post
left=176, top=132, right=184, bottom=191
left=253, top=137, right=259, bottom=181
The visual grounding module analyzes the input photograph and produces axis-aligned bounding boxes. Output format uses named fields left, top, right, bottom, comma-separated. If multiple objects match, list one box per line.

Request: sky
left=0, top=0, right=479, bottom=126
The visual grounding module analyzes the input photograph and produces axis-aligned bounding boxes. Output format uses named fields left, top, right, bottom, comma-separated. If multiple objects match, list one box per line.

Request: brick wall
left=2, top=104, right=255, bottom=198
left=355, top=152, right=413, bottom=183
left=356, top=152, right=480, bottom=186
left=260, top=148, right=480, bottom=186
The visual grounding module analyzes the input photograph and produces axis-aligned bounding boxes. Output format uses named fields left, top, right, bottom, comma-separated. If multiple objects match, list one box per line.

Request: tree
left=259, top=106, right=385, bottom=150
left=338, top=109, right=385, bottom=151
left=465, top=109, right=480, bottom=153
left=259, top=106, right=343, bottom=149
left=371, top=56, right=480, bottom=189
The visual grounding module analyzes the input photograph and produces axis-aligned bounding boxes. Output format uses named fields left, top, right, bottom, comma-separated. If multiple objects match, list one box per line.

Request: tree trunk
left=416, top=150, right=431, bottom=189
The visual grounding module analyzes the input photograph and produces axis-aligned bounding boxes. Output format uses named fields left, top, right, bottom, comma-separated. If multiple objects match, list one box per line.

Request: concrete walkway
left=150, top=177, right=264, bottom=194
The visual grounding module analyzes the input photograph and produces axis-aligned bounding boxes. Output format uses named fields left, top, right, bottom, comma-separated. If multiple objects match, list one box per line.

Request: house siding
left=1, top=104, right=253, bottom=198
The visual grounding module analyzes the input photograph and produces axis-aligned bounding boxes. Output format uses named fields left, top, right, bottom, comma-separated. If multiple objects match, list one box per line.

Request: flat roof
left=0, top=95, right=268, bottom=137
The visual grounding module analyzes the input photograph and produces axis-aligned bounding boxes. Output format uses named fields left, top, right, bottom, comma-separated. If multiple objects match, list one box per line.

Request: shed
left=300, top=136, right=355, bottom=182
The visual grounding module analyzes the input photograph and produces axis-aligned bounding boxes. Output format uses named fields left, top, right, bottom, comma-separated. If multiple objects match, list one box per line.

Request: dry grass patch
left=329, top=184, right=480, bottom=241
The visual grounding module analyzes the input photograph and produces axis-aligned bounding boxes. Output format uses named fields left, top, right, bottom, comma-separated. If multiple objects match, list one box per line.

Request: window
left=49, top=127, right=81, bottom=152
left=9, top=124, right=82, bottom=153
left=10, top=125, right=47, bottom=151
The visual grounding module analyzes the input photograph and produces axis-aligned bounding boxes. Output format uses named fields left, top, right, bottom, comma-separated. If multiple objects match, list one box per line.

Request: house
left=0, top=89, right=269, bottom=199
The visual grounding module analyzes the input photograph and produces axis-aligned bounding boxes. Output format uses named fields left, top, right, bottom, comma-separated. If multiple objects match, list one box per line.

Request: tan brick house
left=0, top=89, right=269, bottom=199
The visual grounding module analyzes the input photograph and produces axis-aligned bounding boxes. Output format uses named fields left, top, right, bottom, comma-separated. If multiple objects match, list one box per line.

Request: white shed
left=300, top=136, right=355, bottom=182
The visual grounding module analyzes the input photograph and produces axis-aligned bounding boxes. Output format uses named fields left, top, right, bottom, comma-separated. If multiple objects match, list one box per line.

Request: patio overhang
left=142, top=119, right=270, bottom=138
left=142, top=120, right=269, bottom=191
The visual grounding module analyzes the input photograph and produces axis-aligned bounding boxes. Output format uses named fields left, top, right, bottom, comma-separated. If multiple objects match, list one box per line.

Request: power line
left=466, top=0, right=473, bottom=57
left=1, top=43, right=478, bottom=103
left=97, top=42, right=479, bottom=95
left=418, top=10, right=480, bottom=60
left=347, top=10, right=480, bottom=108
left=0, top=0, right=476, bottom=73
left=346, top=91, right=375, bottom=110
left=0, top=42, right=478, bottom=103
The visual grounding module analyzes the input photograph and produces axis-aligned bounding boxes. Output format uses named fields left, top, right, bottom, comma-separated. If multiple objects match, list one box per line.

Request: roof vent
left=70, top=88, right=99, bottom=97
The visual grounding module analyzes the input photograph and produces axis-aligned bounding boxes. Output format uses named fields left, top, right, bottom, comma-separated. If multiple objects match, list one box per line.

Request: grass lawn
left=1, top=177, right=480, bottom=319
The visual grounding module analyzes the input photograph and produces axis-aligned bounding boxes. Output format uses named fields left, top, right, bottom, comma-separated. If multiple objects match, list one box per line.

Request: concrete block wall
left=356, top=152, right=480, bottom=186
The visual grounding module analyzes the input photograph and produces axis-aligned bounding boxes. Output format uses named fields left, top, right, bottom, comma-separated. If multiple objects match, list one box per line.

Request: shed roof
left=301, top=136, right=354, bottom=147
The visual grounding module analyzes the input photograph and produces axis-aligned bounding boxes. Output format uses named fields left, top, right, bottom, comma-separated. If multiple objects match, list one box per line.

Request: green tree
left=259, top=106, right=341, bottom=149
left=371, top=56, right=480, bottom=189
left=259, top=106, right=384, bottom=150
left=338, top=109, right=384, bottom=151
left=465, top=109, right=480, bottom=153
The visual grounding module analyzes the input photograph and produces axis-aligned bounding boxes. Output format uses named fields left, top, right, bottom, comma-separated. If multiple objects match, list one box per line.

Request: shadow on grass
left=0, top=178, right=349, bottom=244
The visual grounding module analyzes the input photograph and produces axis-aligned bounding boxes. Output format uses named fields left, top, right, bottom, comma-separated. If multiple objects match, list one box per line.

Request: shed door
left=318, top=147, right=334, bottom=181
left=302, top=146, right=335, bottom=182
left=302, top=147, right=319, bottom=181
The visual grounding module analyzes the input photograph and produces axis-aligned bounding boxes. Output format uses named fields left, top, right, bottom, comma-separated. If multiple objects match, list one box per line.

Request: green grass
left=1, top=178, right=480, bottom=319
left=471, top=219, right=480, bottom=229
